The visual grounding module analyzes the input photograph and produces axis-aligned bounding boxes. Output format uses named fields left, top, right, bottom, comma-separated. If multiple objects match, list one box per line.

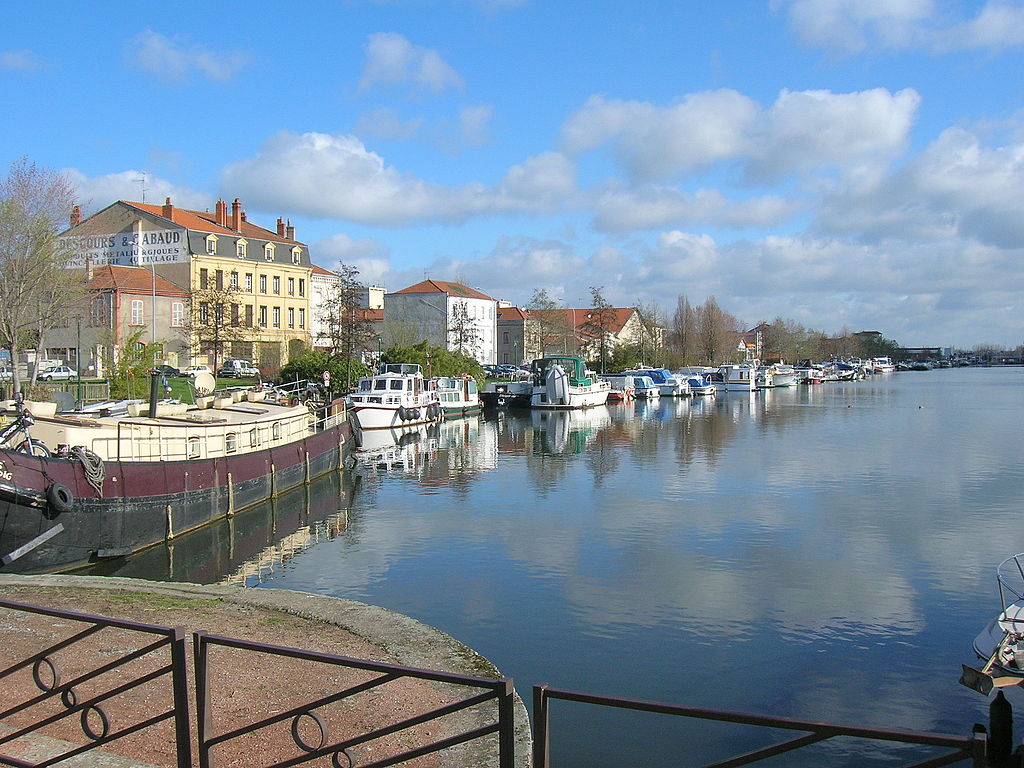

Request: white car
left=181, top=365, right=213, bottom=378
left=38, top=365, right=77, bottom=381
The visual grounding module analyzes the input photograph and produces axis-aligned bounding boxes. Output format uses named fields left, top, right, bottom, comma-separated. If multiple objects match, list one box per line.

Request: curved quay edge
left=0, top=573, right=533, bottom=768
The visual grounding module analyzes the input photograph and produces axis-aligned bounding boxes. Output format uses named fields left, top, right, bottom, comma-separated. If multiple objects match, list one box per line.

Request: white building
left=383, top=279, right=498, bottom=364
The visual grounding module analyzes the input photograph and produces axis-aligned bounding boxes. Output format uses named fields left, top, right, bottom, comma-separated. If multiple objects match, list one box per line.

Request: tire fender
left=398, top=405, right=410, bottom=421
left=46, top=482, right=74, bottom=514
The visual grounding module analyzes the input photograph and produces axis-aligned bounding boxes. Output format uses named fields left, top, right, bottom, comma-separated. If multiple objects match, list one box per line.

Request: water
left=88, top=366, right=1024, bottom=765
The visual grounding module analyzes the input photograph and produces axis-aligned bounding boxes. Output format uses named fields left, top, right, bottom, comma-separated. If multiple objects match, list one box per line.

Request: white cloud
left=0, top=50, right=44, bottom=71
left=63, top=169, right=210, bottom=215
left=312, top=233, right=391, bottom=286
left=778, top=0, right=1024, bottom=53
left=593, top=185, right=797, bottom=232
left=358, top=33, right=463, bottom=94
left=355, top=108, right=425, bottom=140
left=125, top=29, right=248, bottom=84
left=497, top=152, right=577, bottom=211
left=458, top=104, right=493, bottom=145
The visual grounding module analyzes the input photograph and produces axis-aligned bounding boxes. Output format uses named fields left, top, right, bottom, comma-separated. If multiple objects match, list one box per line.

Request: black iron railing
left=0, top=597, right=192, bottom=768
left=193, top=631, right=516, bottom=768
left=532, top=684, right=986, bottom=768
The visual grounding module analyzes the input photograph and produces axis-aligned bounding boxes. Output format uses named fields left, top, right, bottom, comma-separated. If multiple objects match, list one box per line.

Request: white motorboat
left=622, top=367, right=690, bottom=397
left=871, top=356, right=897, bottom=373
left=429, top=375, right=482, bottom=418
left=717, top=363, right=757, bottom=392
left=346, top=364, right=442, bottom=430
left=768, top=363, right=799, bottom=387
left=530, top=356, right=610, bottom=409
left=679, top=371, right=717, bottom=396
left=598, top=375, right=636, bottom=402
left=962, top=553, right=1024, bottom=693
left=630, top=375, right=661, bottom=399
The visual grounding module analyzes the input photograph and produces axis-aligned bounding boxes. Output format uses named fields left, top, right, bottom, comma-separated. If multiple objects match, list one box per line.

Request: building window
left=503, top=331, right=509, bottom=344
left=216, top=270, right=224, bottom=290
left=272, top=307, right=281, bottom=328
left=199, top=268, right=208, bottom=290
left=259, top=306, right=268, bottom=327
left=298, top=308, right=305, bottom=329
left=291, top=247, right=301, bottom=264
left=272, top=276, right=280, bottom=295
left=244, top=273, right=253, bottom=292
left=171, top=301, right=184, bottom=327
left=288, top=308, right=294, bottom=328
left=264, top=243, right=275, bottom=261
left=236, top=239, right=247, bottom=258
left=130, top=300, right=144, bottom=326
left=229, top=272, right=238, bottom=289
left=231, top=304, right=240, bottom=326
left=214, top=303, right=224, bottom=324
left=259, top=275, right=267, bottom=294
left=245, top=305, right=253, bottom=327
left=287, top=277, right=294, bottom=296
left=206, top=235, right=217, bottom=255
left=298, top=279, right=305, bottom=297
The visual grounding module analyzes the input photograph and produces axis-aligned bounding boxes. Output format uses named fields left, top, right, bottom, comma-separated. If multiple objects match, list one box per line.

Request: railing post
left=498, top=678, right=515, bottom=768
left=972, top=723, right=988, bottom=768
left=194, top=631, right=212, bottom=768
left=170, top=626, right=193, bottom=768
left=533, top=684, right=550, bottom=768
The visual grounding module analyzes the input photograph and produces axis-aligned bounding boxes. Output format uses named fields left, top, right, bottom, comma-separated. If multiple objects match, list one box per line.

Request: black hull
left=0, top=422, right=353, bottom=574
left=480, top=391, right=531, bottom=409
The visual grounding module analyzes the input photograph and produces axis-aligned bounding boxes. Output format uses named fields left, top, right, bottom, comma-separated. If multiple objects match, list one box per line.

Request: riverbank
left=0, top=574, right=531, bottom=767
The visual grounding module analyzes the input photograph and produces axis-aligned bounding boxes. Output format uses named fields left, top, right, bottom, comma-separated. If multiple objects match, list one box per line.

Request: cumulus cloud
left=358, top=33, right=463, bottom=94
left=778, top=0, right=1024, bottom=53
left=312, top=233, right=391, bottom=285
left=562, top=87, right=919, bottom=184
left=63, top=169, right=210, bottom=215
left=0, top=50, right=44, bottom=71
left=221, top=132, right=577, bottom=224
left=125, top=29, right=248, bottom=84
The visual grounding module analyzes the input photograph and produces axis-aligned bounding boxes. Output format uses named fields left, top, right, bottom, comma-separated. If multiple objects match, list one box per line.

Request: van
left=217, top=359, right=259, bottom=378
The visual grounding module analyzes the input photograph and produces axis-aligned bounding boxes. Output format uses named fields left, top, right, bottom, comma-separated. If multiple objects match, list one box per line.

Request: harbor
left=67, top=364, right=1024, bottom=766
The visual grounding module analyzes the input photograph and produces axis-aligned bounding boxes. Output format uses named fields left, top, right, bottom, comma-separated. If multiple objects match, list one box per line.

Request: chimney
left=215, top=199, right=227, bottom=227
left=231, top=198, right=242, bottom=231
left=162, top=197, right=173, bottom=219
left=276, top=217, right=285, bottom=237
left=286, top=219, right=295, bottom=240
left=69, top=204, right=82, bottom=227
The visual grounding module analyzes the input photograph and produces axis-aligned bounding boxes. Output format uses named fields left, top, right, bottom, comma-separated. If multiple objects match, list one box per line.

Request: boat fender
left=398, top=405, right=410, bottom=421
left=411, top=408, right=421, bottom=420
left=46, top=483, right=74, bottom=514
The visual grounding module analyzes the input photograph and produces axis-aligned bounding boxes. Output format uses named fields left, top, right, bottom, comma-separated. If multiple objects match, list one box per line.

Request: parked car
left=152, top=364, right=181, bottom=378
left=217, top=359, right=259, bottom=378
left=38, top=365, right=77, bottom=381
left=181, top=365, right=213, bottom=378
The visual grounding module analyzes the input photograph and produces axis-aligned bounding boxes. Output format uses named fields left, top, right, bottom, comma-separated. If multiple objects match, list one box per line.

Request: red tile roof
left=125, top=201, right=303, bottom=245
left=393, top=279, right=494, bottom=301
left=87, top=265, right=188, bottom=295
left=310, top=264, right=337, bottom=276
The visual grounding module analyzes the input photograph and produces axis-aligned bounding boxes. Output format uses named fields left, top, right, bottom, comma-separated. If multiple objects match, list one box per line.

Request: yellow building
left=61, top=197, right=313, bottom=372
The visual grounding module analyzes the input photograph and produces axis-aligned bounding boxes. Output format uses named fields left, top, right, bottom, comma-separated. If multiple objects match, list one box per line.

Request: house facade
left=59, top=198, right=313, bottom=371
left=383, top=280, right=497, bottom=364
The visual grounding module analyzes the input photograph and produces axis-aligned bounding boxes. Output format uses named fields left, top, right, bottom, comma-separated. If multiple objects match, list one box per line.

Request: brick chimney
left=162, top=197, right=173, bottom=219
left=276, top=217, right=285, bottom=237
left=69, top=204, right=81, bottom=227
left=231, top=198, right=242, bottom=231
left=285, top=219, right=295, bottom=240
left=215, top=199, right=227, bottom=227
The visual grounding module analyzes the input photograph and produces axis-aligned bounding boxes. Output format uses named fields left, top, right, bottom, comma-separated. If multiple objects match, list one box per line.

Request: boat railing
left=996, top=554, right=1024, bottom=612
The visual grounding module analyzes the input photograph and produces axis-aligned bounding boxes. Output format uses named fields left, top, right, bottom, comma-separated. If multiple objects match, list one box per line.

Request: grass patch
left=97, top=591, right=223, bottom=610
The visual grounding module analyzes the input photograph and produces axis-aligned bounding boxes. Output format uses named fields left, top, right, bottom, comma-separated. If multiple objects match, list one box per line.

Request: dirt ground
left=0, top=582, right=518, bottom=767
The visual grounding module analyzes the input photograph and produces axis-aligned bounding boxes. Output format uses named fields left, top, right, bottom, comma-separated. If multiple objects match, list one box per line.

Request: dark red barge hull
left=0, top=421, right=353, bottom=574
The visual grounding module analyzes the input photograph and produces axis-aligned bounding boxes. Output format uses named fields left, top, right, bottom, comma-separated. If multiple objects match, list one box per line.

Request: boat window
left=468, top=381, right=477, bottom=394
left=359, top=380, right=370, bottom=392
left=373, top=380, right=387, bottom=391
left=272, top=423, right=281, bottom=440
left=187, top=437, right=201, bottom=459
left=225, top=433, right=237, bottom=453
left=390, top=380, right=403, bottom=390
left=249, top=429, right=257, bottom=448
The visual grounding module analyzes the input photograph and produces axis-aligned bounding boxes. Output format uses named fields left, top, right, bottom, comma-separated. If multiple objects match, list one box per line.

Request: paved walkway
left=0, top=574, right=531, bottom=767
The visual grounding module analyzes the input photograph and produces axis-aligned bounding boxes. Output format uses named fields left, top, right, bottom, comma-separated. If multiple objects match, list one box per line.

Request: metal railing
left=0, top=597, right=192, bottom=768
left=532, top=684, right=986, bottom=768
left=193, top=632, right=516, bottom=768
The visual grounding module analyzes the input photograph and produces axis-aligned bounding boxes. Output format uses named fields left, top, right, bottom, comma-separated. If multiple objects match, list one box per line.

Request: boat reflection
left=529, top=407, right=612, bottom=455
left=77, top=470, right=353, bottom=585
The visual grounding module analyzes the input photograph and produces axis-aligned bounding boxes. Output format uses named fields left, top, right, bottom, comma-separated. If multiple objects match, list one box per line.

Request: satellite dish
left=193, top=372, right=216, bottom=396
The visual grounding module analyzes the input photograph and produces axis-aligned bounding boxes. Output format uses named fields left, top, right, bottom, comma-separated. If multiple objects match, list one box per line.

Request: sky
left=2, top=0, right=1023, bottom=349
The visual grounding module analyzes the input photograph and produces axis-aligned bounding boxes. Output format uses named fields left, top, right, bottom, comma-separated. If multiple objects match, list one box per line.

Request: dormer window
left=205, top=235, right=218, bottom=255
left=264, top=243, right=275, bottom=261
left=291, top=247, right=302, bottom=265
left=236, top=239, right=247, bottom=258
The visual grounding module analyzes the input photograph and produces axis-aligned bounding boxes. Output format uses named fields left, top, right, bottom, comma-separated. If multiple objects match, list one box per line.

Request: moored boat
left=346, top=363, right=442, bottom=430
left=0, top=379, right=353, bottom=574
left=718, top=363, right=757, bottom=392
left=621, top=367, right=690, bottom=397
left=962, top=553, right=1024, bottom=693
left=429, top=375, right=482, bottom=417
left=598, top=374, right=636, bottom=402
left=679, top=371, right=717, bottom=396
left=530, top=356, right=610, bottom=409
left=630, top=375, right=661, bottom=399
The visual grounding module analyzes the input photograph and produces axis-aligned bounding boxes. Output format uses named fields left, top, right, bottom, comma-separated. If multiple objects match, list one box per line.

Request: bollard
left=990, top=690, right=1013, bottom=767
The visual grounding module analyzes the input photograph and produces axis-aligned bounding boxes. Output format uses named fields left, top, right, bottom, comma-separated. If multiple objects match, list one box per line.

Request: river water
left=87, top=366, right=1024, bottom=766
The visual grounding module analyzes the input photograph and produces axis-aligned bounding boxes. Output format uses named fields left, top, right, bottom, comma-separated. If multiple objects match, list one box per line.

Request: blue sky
left=3, top=0, right=1023, bottom=348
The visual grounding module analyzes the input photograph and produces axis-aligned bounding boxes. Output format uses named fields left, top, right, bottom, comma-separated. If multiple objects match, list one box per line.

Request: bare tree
left=187, top=284, right=251, bottom=373
left=694, top=295, right=739, bottom=364
left=586, top=286, right=618, bottom=373
left=448, top=301, right=481, bottom=358
left=672, top=295, right=698, bottom=363
left=526, top=288, right=571, bottom=357
left=0, top=158, right=80, bottom=390
left=318, top=264, right=376, bottom=387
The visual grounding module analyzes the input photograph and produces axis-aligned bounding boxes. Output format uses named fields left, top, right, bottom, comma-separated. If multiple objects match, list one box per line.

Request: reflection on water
left=82, top=369, right=1024, bottom=766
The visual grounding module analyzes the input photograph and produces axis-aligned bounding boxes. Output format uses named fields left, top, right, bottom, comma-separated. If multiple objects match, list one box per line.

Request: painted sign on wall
left=62, top=228, right=189, bottom=267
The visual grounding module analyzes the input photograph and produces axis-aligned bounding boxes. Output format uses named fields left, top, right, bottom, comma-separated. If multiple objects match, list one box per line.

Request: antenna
left=135, top=173, right=147, bottom=203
